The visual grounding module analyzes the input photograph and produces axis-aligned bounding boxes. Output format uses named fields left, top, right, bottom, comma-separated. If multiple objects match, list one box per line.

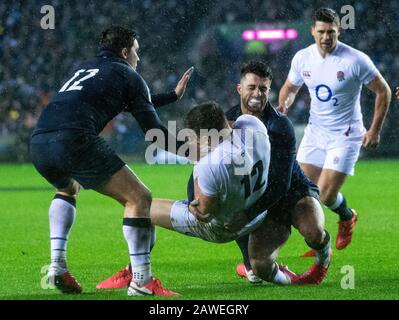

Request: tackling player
left=30, top=26, right=192, bottom=296
left=101, top=101, right=301, bottom=288
left=278, top=8, right=391, bottom=251
left=226, top=61, right=331, bottom=284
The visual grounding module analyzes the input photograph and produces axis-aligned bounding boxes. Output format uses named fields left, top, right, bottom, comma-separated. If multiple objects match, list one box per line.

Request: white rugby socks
left=271, top=264, right=291, bottom=285
left=49, top=194, right=76, bottom=270
left=123, top=217, right=152, bottom=286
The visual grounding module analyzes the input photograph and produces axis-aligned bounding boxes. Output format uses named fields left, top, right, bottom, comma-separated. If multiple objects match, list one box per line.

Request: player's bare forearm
left=278, top=80, right=301, bottom=113
left=191, top=177, right=218, bottom=223
left=370, top=91, right=391, bottom=133
left=367, top=75, right=391, bottom=133
left=364, top=74, right=391, bottom=148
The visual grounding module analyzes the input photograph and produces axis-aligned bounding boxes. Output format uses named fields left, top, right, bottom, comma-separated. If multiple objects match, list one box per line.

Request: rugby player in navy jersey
left=225, top=61, right=331, bottom=285
left=97, top=61, right=331, bottom=288
left=30, top=26, right=193, bottom=296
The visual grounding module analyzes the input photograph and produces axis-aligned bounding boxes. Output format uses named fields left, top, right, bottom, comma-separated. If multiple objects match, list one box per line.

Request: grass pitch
left=0, top=161, right=398, bottom=300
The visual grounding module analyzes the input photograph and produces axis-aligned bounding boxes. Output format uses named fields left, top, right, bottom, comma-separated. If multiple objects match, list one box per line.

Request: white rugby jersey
left=193, top=114, right=271, bottom=224
left=288, top=41, right=379, bottom=131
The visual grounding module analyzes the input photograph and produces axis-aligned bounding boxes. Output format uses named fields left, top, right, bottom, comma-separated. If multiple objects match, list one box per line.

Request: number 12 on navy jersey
left=59, top=69, right=99, bottom=92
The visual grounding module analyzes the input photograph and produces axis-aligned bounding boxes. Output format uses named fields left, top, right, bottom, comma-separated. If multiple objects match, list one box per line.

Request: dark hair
left=312, top=7, right=340, bottom=26
left=186, top=101, right=228, bottom=137
left=100, top=26, right=136, bottom=53
left=240, top=60, right=273, bottom=81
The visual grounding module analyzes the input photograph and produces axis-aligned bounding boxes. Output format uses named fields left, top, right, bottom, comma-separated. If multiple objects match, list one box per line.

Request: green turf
left=0, top=161, right=398, bottom=300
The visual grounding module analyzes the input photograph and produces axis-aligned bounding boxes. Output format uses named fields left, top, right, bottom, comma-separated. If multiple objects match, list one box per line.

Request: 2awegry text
left=149, top=304, right=250, bottom=317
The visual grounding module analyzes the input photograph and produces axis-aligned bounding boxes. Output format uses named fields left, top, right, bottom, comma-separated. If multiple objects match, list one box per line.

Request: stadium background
left=0, top=0, right=398, bottom=162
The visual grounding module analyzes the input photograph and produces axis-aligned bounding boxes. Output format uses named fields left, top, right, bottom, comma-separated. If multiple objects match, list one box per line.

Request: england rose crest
left=337, top=71, right=345, bottom=82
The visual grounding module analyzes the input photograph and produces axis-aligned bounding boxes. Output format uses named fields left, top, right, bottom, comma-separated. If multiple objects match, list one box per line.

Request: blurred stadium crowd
left=1, top=0, right=398, bottom=161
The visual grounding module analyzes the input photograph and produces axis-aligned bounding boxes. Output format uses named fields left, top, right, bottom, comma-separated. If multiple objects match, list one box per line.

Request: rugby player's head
left=311, top=8, right=341, bottom=55
left=185, top=101, right=231, bottom=160
left=237, top=61, right=272, bottom=116
left=100, top=26, right=140, bottom=70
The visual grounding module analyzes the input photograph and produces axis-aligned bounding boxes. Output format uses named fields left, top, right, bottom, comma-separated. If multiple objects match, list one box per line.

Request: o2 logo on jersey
left=315, top=84, right=338, bottom=107
left=59, top=69, right=99, bottom=92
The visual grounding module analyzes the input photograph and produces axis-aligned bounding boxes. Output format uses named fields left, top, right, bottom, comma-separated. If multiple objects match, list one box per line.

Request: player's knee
left=57, top=180, right=80, bottom=198
left=250, top=256, right=275, bottom=281
left=125, top=187, right=152, bottom=211
left=297, top=200, right=325, bottom=245
left=305, top=226, right=325, bottom=248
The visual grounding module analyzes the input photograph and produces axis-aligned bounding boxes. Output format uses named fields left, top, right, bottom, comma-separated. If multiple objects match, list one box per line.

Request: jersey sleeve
left=287, top=51, right=305, bottom=86
left=151, top=91, right=178, bottom=108
left=193, top=163, right=220, bottom=197
left=125, top=71, right=156, bottom=115
left=257, top=115, right=296, bottom=209
left=356, top=52, right=380, bottom=85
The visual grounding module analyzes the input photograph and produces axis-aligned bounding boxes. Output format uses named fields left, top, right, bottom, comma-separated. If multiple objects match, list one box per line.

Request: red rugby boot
left=48, top=268, right=82, bottom=294
left=336, top=210, right=358, bottom=250
left=96, top=265, right=132, bottom=289
left=292, top=263, right=329, bottom=285
left=300, top=249, right=316, bottom=258
left=236, top=263, right=262, bottom=283
left=128, top=277, right=180, bottom=297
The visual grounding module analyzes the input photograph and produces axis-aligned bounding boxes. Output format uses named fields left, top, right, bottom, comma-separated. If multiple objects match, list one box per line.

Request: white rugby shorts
left=170, top=200, right=267, bottom=243
left=297, top=123, right=366, bottom=176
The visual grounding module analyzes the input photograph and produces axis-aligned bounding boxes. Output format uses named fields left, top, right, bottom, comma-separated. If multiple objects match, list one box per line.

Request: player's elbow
left=372, top=76, right=392, bottom=103
left=384, top=84, right=392, bottom=103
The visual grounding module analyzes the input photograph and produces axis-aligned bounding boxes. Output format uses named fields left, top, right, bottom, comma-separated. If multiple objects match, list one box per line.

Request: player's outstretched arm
left=175, top=66, right=194, bottom=99
left=363, top=74, right=392, bottom=149
left=151, top=67, right=194, bottom=108
left=134, top=110, right=187, bottom=155
left=277, top=79, right=301, bottom=114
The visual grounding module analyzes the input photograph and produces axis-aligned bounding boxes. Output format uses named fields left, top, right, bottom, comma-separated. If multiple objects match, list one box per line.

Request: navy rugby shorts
left=30, top=130, right=125, bottom=189
left=267, top=179, right=320, bottom=229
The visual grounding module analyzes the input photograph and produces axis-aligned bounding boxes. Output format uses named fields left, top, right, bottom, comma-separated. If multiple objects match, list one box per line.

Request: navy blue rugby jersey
left=33, top=50, right=177, bottom=137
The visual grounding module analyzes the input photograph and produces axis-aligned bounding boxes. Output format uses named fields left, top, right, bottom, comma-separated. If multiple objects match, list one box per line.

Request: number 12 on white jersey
left=59, top=69, right=99, bottom=92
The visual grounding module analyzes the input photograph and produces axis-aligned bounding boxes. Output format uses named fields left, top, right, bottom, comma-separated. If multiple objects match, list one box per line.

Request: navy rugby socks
left=235, top=234, right=252, bottom=270
left=306, top=230, right=331, bottom=268
left=328, top=193, right=353, bottom=221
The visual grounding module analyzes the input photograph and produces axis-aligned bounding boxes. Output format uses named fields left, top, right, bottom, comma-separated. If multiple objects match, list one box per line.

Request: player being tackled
left=98, top=101, right=301, bottom=290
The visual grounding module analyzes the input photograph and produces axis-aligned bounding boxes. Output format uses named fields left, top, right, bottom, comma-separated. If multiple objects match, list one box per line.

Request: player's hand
left=362, top=129, right=380, bottom=149
left=277, top=105, right=288, bottom=114
left=395, top=86, right=399, bottom=100
left=175, top=66, right=194, bottom=99
left=189, top=199, right=212, bottom=223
